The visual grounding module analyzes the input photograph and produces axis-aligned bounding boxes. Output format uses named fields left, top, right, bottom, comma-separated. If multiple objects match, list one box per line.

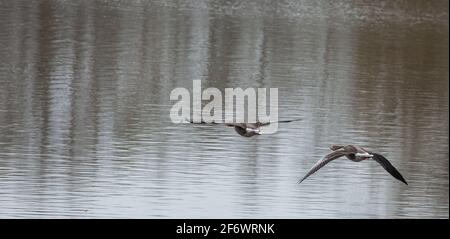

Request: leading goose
left=298, top=145, right=408, bottom=185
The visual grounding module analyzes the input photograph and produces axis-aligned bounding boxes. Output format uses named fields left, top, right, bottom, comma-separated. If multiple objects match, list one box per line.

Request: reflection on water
left=0, top=0, right=448, bottom=218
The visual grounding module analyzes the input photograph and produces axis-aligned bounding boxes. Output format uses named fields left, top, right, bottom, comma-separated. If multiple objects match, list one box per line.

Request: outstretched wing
left=225, top=123, right=246, bottom=129
left=298, top=150, right=347, bottom=183
left=371, top=153, right=408, bottom=185
left=185, top=118, right=220, bottom=125
left=260, top=118, right=302, bottom=126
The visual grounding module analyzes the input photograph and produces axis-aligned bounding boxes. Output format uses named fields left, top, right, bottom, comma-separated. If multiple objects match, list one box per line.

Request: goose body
left=228, top=123, right=262, bottom=137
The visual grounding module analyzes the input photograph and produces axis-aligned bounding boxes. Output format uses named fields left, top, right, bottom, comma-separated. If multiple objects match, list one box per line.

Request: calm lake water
left=0, top=0, right=448, bottom=218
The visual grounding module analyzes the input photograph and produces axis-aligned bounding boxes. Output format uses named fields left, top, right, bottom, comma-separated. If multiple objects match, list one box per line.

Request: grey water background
left=0, top=0, right=448, bottom=218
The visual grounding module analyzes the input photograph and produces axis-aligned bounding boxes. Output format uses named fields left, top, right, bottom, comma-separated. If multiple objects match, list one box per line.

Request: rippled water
left=0, top=0, right=448, bottom=218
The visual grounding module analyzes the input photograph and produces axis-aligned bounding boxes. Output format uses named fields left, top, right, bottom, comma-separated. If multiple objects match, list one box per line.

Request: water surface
left=0, top=0, right=448, bottom=218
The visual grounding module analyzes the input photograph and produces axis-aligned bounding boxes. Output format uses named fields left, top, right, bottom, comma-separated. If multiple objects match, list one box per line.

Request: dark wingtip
left=297, top=176, right=307, bottom=184
left=400, top=178, right=408, bottom=185
left=392, top=169, right=408, bottom=185
left=392, top=170, right=408, bottom=185
left=372, top=153, right=408, bottom=186
left=280, top=118, right=302, bottom=123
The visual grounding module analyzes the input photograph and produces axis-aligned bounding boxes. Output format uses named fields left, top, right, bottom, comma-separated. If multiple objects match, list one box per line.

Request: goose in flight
left=298, top=145, right=408, bottom=185
left=186, top=118, right=301, bottom=137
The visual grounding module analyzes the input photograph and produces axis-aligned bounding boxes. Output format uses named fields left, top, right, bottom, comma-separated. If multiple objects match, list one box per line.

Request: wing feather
left=371, top=153, right=408, bottom=185
left=260, top=118, right=302, bottom=126
left=298, top=150, right=346, bottom=183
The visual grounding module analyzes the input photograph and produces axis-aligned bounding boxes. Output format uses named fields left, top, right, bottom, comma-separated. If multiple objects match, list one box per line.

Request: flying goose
left=186, top=118, right=301, bottom=137
left=298, top=145, right=408, bottom=184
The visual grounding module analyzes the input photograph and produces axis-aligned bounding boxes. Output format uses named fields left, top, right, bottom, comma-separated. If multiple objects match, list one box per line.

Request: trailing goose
left=186, top=118, right=301, bottom=137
